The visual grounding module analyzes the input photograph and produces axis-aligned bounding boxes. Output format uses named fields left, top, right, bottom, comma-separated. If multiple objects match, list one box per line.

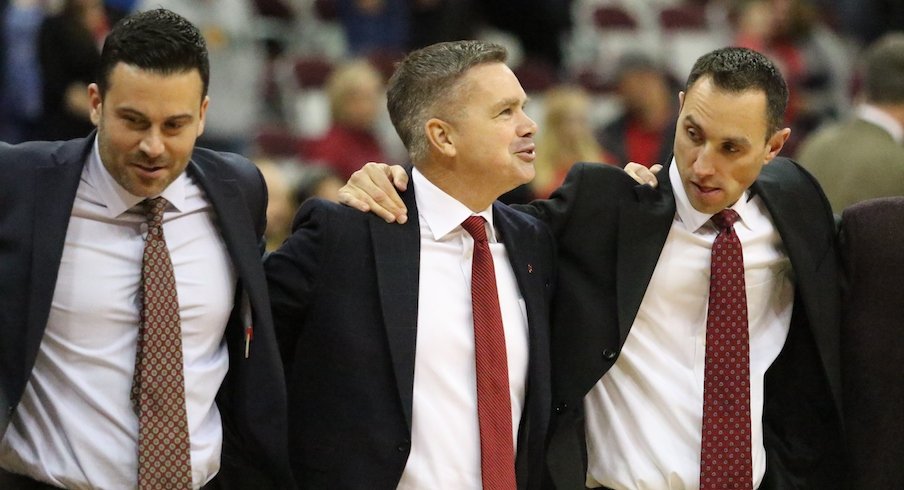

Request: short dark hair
left=863, top=33, right=904, bottom=105
left=387, top=40, right=507, bottom=163
left=97, top=8, right=209, bottom=99
left=685, top=47, right=788, bottom=136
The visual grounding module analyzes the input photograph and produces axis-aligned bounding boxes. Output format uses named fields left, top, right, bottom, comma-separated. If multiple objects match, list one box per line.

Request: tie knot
left=142, top=197, right=168, bottom=230
left=461, top=216, right=488, bottom=243
left=711, top=209, right=740, bottom=232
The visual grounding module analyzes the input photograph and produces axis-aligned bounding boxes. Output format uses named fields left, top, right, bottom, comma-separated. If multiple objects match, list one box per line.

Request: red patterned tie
left=461, top=216, right=517, bottom=490
left=700, top=209, right=752, bottom=490
left=131, top=197, right=193, bottom=489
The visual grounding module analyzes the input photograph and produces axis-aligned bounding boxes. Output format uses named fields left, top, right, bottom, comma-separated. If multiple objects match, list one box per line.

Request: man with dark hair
left=0, top=8, right=292, bottom=489
left=797, top=32, right=904, bottom=213
left=266, top=40, right=556, bottom=488
left=343, top=46, right=843, bottom=489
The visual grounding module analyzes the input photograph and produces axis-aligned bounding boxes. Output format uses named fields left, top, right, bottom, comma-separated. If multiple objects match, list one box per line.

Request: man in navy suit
left=0, top=9, right=292, bottom=488
left=266, top=40, right=556, bottom=489
left=343, top=47, right=843, bottom=489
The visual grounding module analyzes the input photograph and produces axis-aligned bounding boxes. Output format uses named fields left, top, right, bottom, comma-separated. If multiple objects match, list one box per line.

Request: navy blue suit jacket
left=266, top=177, right=556, bottom=489
left=0, top=135, right=293, bottom=488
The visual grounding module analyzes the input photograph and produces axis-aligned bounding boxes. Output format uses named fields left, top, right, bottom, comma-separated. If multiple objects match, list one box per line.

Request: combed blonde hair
left=325, top=59, right=383, bottom=125
left=533, top=85, right=607, bottom=195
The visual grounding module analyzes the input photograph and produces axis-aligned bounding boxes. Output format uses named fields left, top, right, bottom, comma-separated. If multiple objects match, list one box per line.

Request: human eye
left=165, top=120, right=186, bottom=132
left=121, top=114, right=148, bottom=129
left=685, top=126, right=701, bottom=141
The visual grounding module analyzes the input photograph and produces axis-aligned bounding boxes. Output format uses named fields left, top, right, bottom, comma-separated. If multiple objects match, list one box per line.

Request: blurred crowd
left=2, top=0, right=903, bottom=248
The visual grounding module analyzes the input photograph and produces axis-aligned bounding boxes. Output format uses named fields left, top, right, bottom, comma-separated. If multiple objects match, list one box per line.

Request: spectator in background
left=733, top=0, right=852, bottom=154
left=337, top=0, right=408, bottom=56
left=294, top=165, right=343, bottom=205
left=532, top=85, right=613, bottom=198
left=408, top=0, right=475, bottom=50
left=479, top=0, right=571, bottom=70
left=834, top=0, right=904, bottom=45
left=34, top=0, right=107, bottom=141
left=306, top=59, right=387, bottom=180
left=1, top=0, right=45, bottom=142
left=597, top=53, right=676, bottom=169
left=257, top=159, right=298, bottom=251
left=797, top=32, right=904, bottom=213
left=140, top=0, right=265, bottom=155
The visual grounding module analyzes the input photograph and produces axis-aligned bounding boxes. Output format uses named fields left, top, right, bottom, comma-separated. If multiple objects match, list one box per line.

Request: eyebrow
left=491, top=96, right=528, bottom=113
left=684, top=114, right=751, bottom=147
left=115, top=107, right=194, bottom=123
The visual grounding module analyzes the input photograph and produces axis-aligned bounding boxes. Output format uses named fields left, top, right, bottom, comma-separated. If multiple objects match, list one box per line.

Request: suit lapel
left=615, top=166, right=676, bottom=344
left=494, top=203, right=546, bottom=345
left=26, top=138, right=92, bottom=367
left=187, top=156, right=268, bottom=339
left=752, top=168, right=819, bottom=278
left=371, top=181, right=421, bottom=430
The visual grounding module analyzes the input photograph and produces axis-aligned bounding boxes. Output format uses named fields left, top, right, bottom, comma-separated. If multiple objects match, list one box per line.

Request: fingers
left=624, top=162, right=661, bottom=188
left=337, top=163, right=409, bottom=223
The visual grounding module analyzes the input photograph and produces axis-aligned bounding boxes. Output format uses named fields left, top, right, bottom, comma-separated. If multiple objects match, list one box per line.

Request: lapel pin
left=527, top=264, right=534, bottom=274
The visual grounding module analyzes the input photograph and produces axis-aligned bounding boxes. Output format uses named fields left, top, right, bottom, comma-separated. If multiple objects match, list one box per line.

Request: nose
left=139, top=129, right=165, bottom=158
left=519, top=111, right=538, bottom=138
left=691, top=145, right=715, bottom=177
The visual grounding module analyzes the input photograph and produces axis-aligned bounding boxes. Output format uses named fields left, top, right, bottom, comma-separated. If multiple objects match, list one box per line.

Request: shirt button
left=602, top=348, right=618, bottom=360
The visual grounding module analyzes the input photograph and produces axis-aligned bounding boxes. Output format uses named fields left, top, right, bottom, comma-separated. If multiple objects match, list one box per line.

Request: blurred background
left=2, top=0, right=901, bottom=247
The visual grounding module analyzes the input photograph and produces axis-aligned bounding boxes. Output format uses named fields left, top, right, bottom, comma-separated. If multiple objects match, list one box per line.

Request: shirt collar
left=86, top=137, right=188, bottom=218
left=857, top=103, right=904, bottom=144
left=412, top=167, right=496, bottom=242
left=669, top=157, right=753, bottom=233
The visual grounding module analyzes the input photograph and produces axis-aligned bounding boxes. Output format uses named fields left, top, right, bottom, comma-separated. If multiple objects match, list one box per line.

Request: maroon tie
left=461, top=216, right=517, bottom=490
left=131, top=197, right=193, bottom=489
left=699, top=209, right=752, bottom=490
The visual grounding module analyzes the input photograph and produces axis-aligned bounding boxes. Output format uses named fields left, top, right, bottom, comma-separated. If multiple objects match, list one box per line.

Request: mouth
left=692, top=181, right=721, bottom=196
left=132, top=162, right=167, bottom=179
left=514, top=144, right=536, bottom=162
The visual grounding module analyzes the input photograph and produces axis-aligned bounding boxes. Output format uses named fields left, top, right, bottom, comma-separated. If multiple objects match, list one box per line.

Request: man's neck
left=416, top=162, right=497, bottom=213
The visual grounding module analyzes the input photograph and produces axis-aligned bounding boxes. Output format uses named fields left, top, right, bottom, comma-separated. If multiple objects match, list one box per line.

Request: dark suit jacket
left=0, top=135, right=293, bottom=488
left=265, top=179, right=556, bottom=489
left=517, top=158, right=844, bottom=489
left=840, top=197, right=904, bottom=490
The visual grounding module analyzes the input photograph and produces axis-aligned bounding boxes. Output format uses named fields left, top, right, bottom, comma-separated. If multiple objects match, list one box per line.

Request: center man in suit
left=265, top=41, right=556, bottom=489
left=343, top=47, right=844, bottom=489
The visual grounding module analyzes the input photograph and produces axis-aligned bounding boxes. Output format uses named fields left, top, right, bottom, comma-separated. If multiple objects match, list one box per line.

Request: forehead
left=682, top=77, right=769, bottom=140
left=457, top=62, right=524, bottom=101
left=104, top=63, right=204, bottom=109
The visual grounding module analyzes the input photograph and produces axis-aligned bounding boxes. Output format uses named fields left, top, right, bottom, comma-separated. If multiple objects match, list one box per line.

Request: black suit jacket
left=265, top=179, right=556, bottom=489
left=840, top=197, right=904, bottom=490
left=0, top=135, right=293, bottom=488
left=516, top=158, right=844, bottom=489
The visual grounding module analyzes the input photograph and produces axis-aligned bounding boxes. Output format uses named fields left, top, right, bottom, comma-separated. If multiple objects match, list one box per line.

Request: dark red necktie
left=699, top=209, right=752, bottom=489
left=461, top=216, right=517, bottom=490
left=131, top=197, right=193, bottom=489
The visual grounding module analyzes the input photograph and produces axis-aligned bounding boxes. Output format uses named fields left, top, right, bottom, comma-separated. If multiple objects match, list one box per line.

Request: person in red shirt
left=305, top=59, right=388, bottom=179
left=596, top=53, right=676, bottom=168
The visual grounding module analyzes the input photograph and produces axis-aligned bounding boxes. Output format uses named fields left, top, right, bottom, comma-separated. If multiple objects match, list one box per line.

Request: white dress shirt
left=0, top=140, right=236, bottom=489
left=584, top=162, right=794, bottom=490
left=396, top=168, right=530, bottom=489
